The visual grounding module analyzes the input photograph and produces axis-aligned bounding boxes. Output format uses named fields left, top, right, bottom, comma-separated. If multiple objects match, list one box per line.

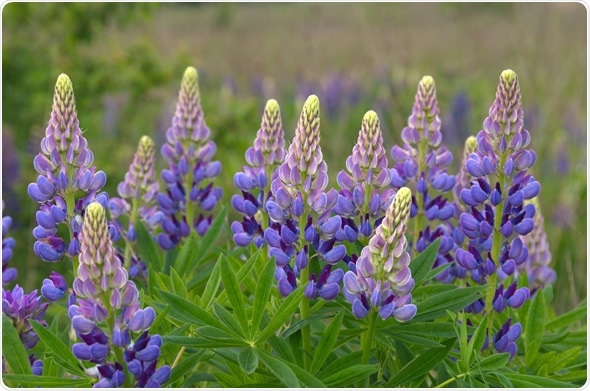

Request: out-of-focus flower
left=28, top=74, right=108, bottom=262
left=2, top=203, right=17, bottom=285
left=157, top=67, right=222, bottom=250
left=343, top=187, right=417, bottom=321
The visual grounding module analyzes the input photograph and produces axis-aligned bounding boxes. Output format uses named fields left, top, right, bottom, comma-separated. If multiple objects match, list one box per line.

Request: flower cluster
left=389, top=76, right=459, bottom=283
left=231, top=99, right=285, bottom=248
left=264, top=95, right=345, bottom=299
left=343, top=187, right=417, bottom=321
left=333, top=110, right=395, bottom=243
left=69, top=202, right=169, bottom=387
left=157, top=66, right=222, bottom=250
left=519, top=198, right=555, bottom=290
left=2, top=285, right=48, bottom=350
left=2, top=203, right=17, bottom=285
left=27, top=74, right=108, bottom=262
left=109, top=135, right=162, bottom=279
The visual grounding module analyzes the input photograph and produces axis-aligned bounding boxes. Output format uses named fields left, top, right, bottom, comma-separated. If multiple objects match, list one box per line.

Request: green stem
left=361, top=309, right=378, bottom=365
left=435, top=373, right=468, bottom=388
left=64, top=189, right=79, bottom=276
left=412, top=139, right=427, bottom=256
left=125, top=198, right=140, bottom=264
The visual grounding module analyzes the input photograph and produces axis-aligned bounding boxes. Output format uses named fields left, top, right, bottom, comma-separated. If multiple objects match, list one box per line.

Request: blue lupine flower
left=2, top=203, right=17, bottom=285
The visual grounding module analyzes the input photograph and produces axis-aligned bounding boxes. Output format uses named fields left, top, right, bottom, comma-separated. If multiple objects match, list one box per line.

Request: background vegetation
left=2, top=2, right=586, bottom=315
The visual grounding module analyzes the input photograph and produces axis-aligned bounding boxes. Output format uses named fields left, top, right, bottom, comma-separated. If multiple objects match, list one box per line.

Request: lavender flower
left=519, top=198, right=555, bottom=289
left=389, top=76, right=458, bottom=282
left=264, top=95, right=344, bottom=298
left=28, top=73, right=108, bottom=262
left=157, top=67, right=222, bottom=250
left=70, top=202, right=168, bottom=387
left=2, top=285, right=48, bottom=349
left=109, top=135, right=162, bottom=279
left=2, top=203, right=17, bottom=285
left=343, top=187, right=417, bottom=321
left=231, top=99, right=285, bottom=248
left=334, top=110, right=395, bottom=242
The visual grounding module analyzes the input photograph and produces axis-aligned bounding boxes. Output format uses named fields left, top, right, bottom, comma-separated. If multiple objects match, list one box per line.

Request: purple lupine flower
left=2, top=203, right=17, bottom=285
left=334, top=110, right=395, bottom=243
left=519, top=198, right=555, bottom=290
left=265, top=95, right=344, bottom=299
left=389, top=76, right=458, bottom=282
left=41, top=271, right=67, bottom=302
left=70, top=202, right=167, bottom=387
left=28, top=73, right=108, bottom=262
left=124, top=332, right=171, bottom=387
left=108, top=135, right=162, bottom=279
left=157, top=67, right=222, bottom=250
left=231, top=99, right=285, bottom=248
left=343, top=187, right=417, bottom=321
left=2, top=285, right=48, bottom=349
left=493, top=318, right=522, bottom=360
left=453, top=136, right=479, bottom=211
left=441, top=90, right=471, bottom=146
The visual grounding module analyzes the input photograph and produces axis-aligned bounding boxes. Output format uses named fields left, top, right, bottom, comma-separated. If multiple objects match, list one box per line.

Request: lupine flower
left=2, top=285, right=48, bottom=349
left=264, top=95, right=345, bottom=298
left=457, top=70, right=539, bottom=290
left=441, top=90, right=471, bottom=146
left=333, top=110, right=395, bottom=243
left=157, top=66, right=222, bottom=250
left=453, top=136, right=479, bottom=210
left=27, top=73, right=108, bottom=262
left=108, top=135, right=162, bottom=279
left=519, top=198, right=555, bottom=290
left=343, top=187, right=417, bottom=321
left=2, top=203, right=17, bottom=285
left=231, top=99, right=285, bottom=248
left=70, top=202, right=168, bottom=388
left=492, top=318, right=522, bottom=360
left=41, top=271, right=68, bottom=302
left=389, top=76, right=458, bottom=282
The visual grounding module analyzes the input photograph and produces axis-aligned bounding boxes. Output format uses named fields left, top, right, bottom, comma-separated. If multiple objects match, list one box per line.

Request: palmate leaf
left=3, top=374, right=93, bottom=387
left=322, top=364, right=379, bottom=387
left=310, top=310, right=345, bottom=374
left=250, top=253, right=276, bottom=339
left=29, top=320, right=88, bottom=378
left=524, top=288, right=546, bottom=367
left=167, top=351, right=209, bottom=386
left=386, top=338, right=455, bottom=387
left=134, top=218, right=163, bottom=272
left=2, top=314, right=31, bottom=375
left=255, top=348, right=300, bottom=387
left=545, top=299, right=586, bottom=331
left=157, top=290, right=228, bottom=332
left=409, top=238, right=440, bottom=286
left=476, top=352, right=511, bottom=371
left=413, top=285, right=485, bottom=322
left=219, top=254, right=249, bottom=337
left=503, top=373, right=576, bottom=388
left=255, top=285, right=305, bottom=344
left=238, top=347, right=259, bottom=375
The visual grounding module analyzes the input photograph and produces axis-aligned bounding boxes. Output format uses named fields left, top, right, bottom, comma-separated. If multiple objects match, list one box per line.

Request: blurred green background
left=2, top=3, right=586, bottom=313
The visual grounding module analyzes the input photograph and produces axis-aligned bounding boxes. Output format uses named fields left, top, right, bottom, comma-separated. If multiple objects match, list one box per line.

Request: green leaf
left=238, top=347, right=259, bottom=374
left=322, top=364, right=379, bottom=387
left=3, top=374, right=93, bottom=387
left=2, top=314, right=32, bottom=375
left=466, top=313, right=488, bottom=368
left=317, top=351, right=363, bottom=379
left=546, top=299, right=586, bottom=331
left=169, top=267, right=188, bottom=298
left=386, top=338, right=455, bottom=387
left=256, top=285, right=304, bottom=344
left=409, top=238, right=440, bottom=286
left=164, top=335, right=245, bottom=349
left=394, top=322, right=457, bottom=338
left=537, top=346, right=582, bottom=375
left=525, top=289, right=546, bottom=367
left=250, top=253, right=276, bottom=339
left=489, top=372, right=513, bottom=387
left=414, top=285, right=484, bottom=322
left=168, top=351, right=207, bottom=385
left=503, top=373, right=575, bottom=388
left=135, top=218, right=163, bottom=272
left=310, top=310, right=344, bottom=374
left=150, top=303, right=170, bottom=331
left=256, top=348, right=300, bottom=387
left=200, top=255, right=223, bottom=309
left=212, top=302, right=247, bottom=339
left=197, top=325, right=247, bottom=345
left=220, top=255, right=249, bottom=336
left=477, top=353, right=510, bottom=371
left=157, top=290, right=229, bottom=332
left=29, top=320, right=87, bottom=378
left=173, top=231, right=200, bottom=277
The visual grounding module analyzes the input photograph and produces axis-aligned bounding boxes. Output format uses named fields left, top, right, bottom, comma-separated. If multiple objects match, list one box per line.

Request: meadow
left=1, top=3, right=587, bottom=388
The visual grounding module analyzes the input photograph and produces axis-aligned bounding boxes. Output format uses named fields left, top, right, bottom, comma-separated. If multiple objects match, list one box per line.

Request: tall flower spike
left=28, top=74, right=108, bottom=263
left=519, top=198, right=555, bottom=289
left=265, top=95, right=344, bottom=299
left=389, top=76, right=458, bottom=283
left=70, top=202, right=169, bottom=387
left=334, top=111, right=395, bottom=242
left=454, top=136, right=478, bottom=207
left=109, top=135, right=162, bottom=279
left=157, top=67, right=223, bottom=250
left=232, top=99, right=286, bottom=248
left=343, top=187, right=417, bottom=321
